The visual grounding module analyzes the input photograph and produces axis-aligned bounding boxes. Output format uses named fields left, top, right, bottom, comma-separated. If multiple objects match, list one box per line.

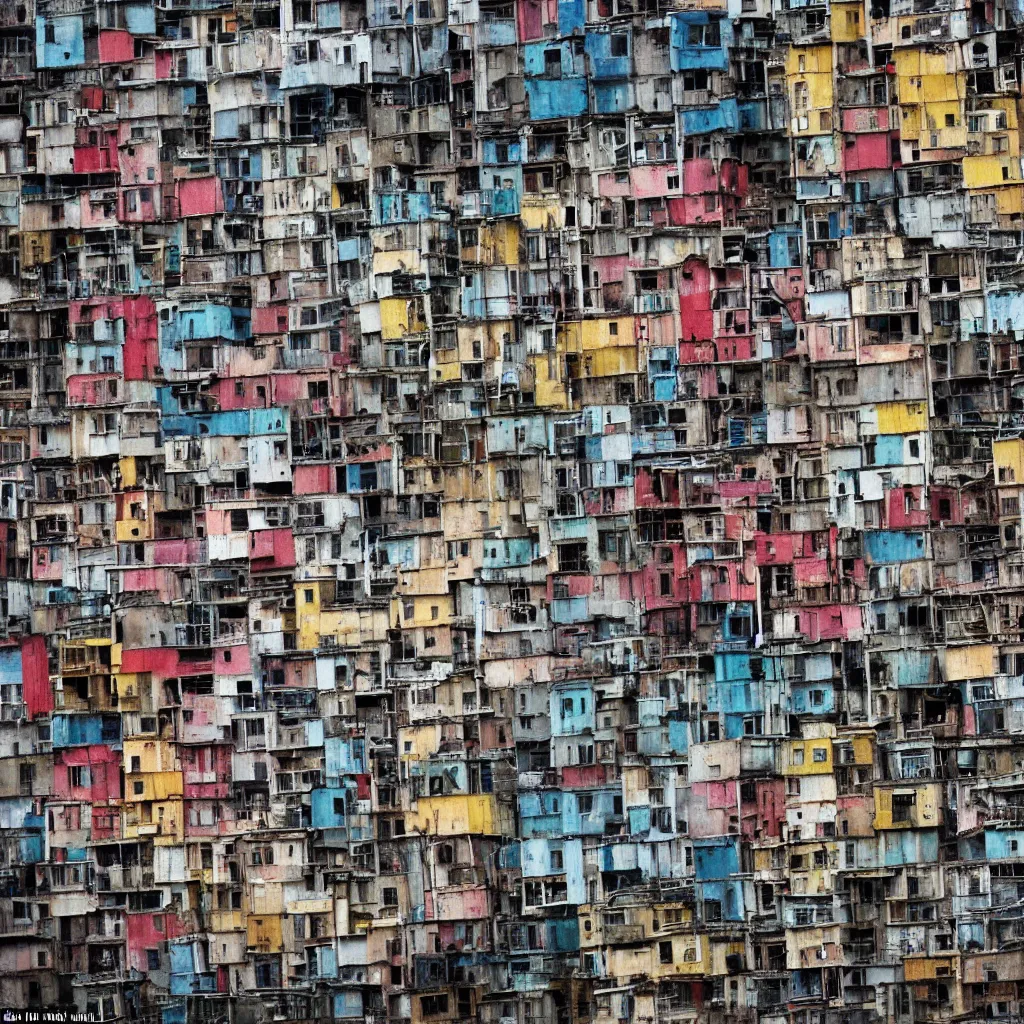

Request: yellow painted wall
left=875, top=401, right=927, bottom=434
left=373, top=249, right=422, bottom=276
left=530, top=353, right=570, bottom=409
left=296, top=586, right=375, bottom=649
left=849, top=733, right=875, bottom=764
left=520, top=199, right=563, bottom=231
left=587, top=347, right=638, bottom=377
left=380, top=296, right=427, bottom=340
left=393, top=593, right=453, bottom=628
left=406, top=794, right=505, bottom=835
left=903, top=955, right=958, bottom=982
left=964, top=156, right=1022, bottom=189
left=786, top=46, right=834, bottom=136
left=247, top=914, right=285, bottom=953
left=481, top=221, right=519, bottom=264
left=830, top=1, right=863, bottom=41
left=123, top=739, right=176, bottom=774
left=119, top=457, right=138, bottom=487
left=995, top=439, right=1024, bottom=484
left=783, top=738, right=833, bottom=775
left=581, top=317, right=636, bottom=350
left=872, top=783, right=943, bottom=830
left=945, top=644, right=995, bottom=681
left=649, top=934, right=705, bottom=977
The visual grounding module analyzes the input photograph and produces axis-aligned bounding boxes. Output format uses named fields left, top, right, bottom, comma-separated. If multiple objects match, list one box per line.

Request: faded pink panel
left=178, top=177, right=224, bottom=217
left=118, top=139, right=159, bottom=185
left=720, top=480, right=772, bottom=500
left=253, top=305, right=290, bottom=334
left=562, top=764, right=606, bottom=787
left=518, top=0, right=543, bottom=39
left=842, top=107, right=891, bottom=131
left=593, top=254, right=628, bottom=283
left=794, top=557, right=829, bottom=585
left=631, top=165, right=672, bottom=198
left=154, top=49, right=173, bottom=78
left=127, top=913, right=184, bottom=972
left=33, top=548, right=63, bottom=581
left=597, top=171, right=631, bottom=197
left=215, top=644, right=251, bottom=674
left=273, top=373, right=320, bottom=402
left=228, top=376, right=272, bottom=409
left=293, top=464, right=333, bottom=494
left=756, top=533, right=795, bottom=564
left=22, top=635, right=52, bottom=720
left=122, top=568, right=164, bottom=593
left=99, top=30, right=135, bottom=64
left=205, top=509, right=231, bottom=535
left=843, top=132, right=891, bottom=171
left=887, top=487, right=929, bottom=528
left=348, top=443, right=392, bottom=463
left=250, top=528, right=296, bottom=570
left=683, top=157, right=718, bottom=193
left=150, top=538, right=205, bottom=564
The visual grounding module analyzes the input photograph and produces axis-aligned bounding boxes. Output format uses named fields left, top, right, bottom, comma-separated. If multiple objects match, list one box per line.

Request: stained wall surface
left=0, top=0, right=1018, bottom=1021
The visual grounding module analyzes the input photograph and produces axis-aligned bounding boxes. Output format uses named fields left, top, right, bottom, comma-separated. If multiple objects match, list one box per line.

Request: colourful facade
left=3, top=0, right=1024, bottom=1022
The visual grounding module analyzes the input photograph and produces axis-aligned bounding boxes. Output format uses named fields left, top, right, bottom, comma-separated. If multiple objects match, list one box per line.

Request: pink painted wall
left=214, top=643, right=251, bottom=675
left=561, top=764, right=606, bottom=787
left=215, top=376, right=271, bottom=410
left=592, top=253, right=627, bottom=283
left=252, top=305, right=290, bottom=335
left=843, top=132, right=891, bottom=171
left=124, top=296, right=158, bottom=380
left=121, top=647, right=212, bottom=678
left=842, top=108, right=891, bottom=132
left=249, top=528, right=296, bottom=570
left=118, top=136, right=160, bottom=186
left=293, top=464, right=332, bottom=494
left=127, top=912, right=184, bottom=973
left=887, top=487, right=930, bottom=528
left=678, top=256, right=713, bottom=342
left=742, top=778, right=785, bottom=839
left=53, top=745, right=121, bottom=803
left=22, top=635, right=52, bottom=720
left=99, top=30, right=135, bottom=64
left=118, top=185, right=159, bottom=223
left=73, top=128, right=117, bottom=173
left=273, top=373, right=326, bottom=403
left=634, top=466, right=680, bottom=507
left=149, top=538, right=205, bottom=565
left=178, top=177, right=225, bottom=217
left=67, top=374, right=119, bottom=406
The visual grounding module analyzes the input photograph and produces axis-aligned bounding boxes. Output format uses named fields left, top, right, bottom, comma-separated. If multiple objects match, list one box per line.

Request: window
left=794, top=81, right=809, bottom=115
left=610, top=33, right=628, bottom=56
left=812, top=747, right=828, bottom=763
left=659, top=940, right=674, bottom=964
left=687, top=20, right=720, bottom=46
left=892, top=792, right=916, bottom=824
left=421, top=995, right=449, bottom=1016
